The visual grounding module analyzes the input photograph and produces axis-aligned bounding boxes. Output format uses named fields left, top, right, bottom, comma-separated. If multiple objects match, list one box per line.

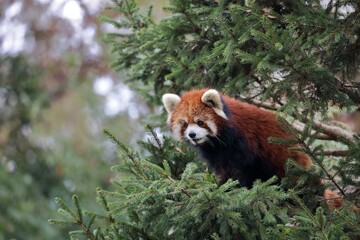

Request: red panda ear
left=162, top=93, right=181, bottom=113
left=201, top=89, right=228, bottom=119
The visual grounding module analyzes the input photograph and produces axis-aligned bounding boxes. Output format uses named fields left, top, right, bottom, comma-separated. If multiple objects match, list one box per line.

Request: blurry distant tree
left=1, top=0, right=111, bottom=96
left=0, top=0, right=145, bottom=239
left=0, top=55, right=66, bottom=239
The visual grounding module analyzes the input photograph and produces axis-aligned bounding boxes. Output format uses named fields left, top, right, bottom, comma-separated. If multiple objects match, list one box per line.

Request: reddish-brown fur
left=171, top=89, right=312, bottom=176
left=167, top=89, right=345, bottom=210
left=223, top=95, right=312, bottom=175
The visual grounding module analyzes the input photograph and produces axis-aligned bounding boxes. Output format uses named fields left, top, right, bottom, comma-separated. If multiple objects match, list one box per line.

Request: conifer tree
left=51, top=0, right=360, bottom=239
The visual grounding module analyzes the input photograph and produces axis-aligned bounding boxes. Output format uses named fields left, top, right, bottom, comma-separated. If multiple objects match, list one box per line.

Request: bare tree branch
left=244, top=98, right=357, bottom=145
left=292, top=122, right=335, bottom=141
left=321, top=150, right=349, bottom=157
left=310, top=119, right=356, bottom=144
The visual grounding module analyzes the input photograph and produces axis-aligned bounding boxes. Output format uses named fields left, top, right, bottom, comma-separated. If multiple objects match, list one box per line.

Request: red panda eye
left=183, top=122, right=188, bottom=128
left=197, top=120, right=204, bottom=126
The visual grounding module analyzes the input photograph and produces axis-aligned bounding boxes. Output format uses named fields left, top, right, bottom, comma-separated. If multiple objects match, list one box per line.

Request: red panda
left=162, top=88, right=343, bottom=210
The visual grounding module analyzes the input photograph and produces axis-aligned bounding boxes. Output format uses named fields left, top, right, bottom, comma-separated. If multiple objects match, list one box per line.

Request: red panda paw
left=323, top=189, right=344, bottom=210
left=323, top=189, right=359, bottom=213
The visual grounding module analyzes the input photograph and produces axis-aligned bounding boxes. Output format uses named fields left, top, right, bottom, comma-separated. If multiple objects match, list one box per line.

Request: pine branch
left=299, top=136, right=346, bottom=196
left=142, top=161, right=176, bottom=183
left=309, top=119, right=356, bottom=145
left=267, top=114, right=348, bottom=197
left=104, top=129, right=150, bottom=180
left=141, top=160, right=192, bottom=197
left=245, top=98, right=356, bottom=144
left=97, top=189, right=121, bottom=239
left=216, top=16, right=236, bottom=39
left=182, top=10, right=202, bottom=34
left=50, top=196, right=98, bottom=240
left=321, top=150, right=349, bottom=157
left=334, top=209, right=360, bottom=232
left=146, top=125, right=163, bottom=152
left=290, top=191, right=330, bottom=240
left=97, top=188, right=116, bottom=224
left=244, top=98, right=278, bottom=110
left=305, top=152, right=346, bottom=196
left=276, top=116, right=347, bottom=196
left=291, top=122, right=335, bottom=141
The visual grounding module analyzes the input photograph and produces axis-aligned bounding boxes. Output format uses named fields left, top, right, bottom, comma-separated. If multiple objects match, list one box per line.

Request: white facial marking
left=171, top=117, right=188, bottom=141
left=179, top=118, right=188, bottom=126
left=184, top=124, right=209, bottom=145
left=172, top=123, right=182, bottom=140
left=205, top=120, right=217, bottom=135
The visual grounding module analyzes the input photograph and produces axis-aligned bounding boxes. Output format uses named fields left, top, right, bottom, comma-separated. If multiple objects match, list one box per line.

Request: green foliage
left=0, top=55, right=117, bottom=239
left=52, top=0, right=360, bottom=239
left=51, top=129, right=290, bottom=239
left=107, top=0, right=360, bottom=108
left=339, top=137, right=360, bottom=202
left=0, top=55, right=67, bottom=239
left=51, top=129, right=359, bottom=239
left=275, top=191, right=359, bottom=240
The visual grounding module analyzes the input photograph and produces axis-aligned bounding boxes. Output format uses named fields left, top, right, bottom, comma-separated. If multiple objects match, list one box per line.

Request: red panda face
left=162, top=89, right=228, bottom=145
left=171, top=110, right=218, bottom=145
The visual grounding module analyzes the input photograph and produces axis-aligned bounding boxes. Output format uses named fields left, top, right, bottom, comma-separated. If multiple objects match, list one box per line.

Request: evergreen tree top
left=106, top=0, right=360, bottom=112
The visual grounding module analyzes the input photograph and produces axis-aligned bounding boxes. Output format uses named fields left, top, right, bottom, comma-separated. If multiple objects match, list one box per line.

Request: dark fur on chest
left=197, top=125, right=277, bottom=188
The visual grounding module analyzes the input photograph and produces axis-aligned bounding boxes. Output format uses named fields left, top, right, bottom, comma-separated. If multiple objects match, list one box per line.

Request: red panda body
left=162, top=89, right=343, bottom=209
left=163, top=89, right=311, bottom=187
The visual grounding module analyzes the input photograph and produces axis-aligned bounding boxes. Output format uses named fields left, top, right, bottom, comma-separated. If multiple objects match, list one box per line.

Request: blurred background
left=0, top=0, right=166, bottom=239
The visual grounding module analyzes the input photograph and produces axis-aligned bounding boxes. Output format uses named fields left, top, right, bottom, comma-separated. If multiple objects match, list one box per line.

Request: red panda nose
left=188, top=132, right=196, bottom=139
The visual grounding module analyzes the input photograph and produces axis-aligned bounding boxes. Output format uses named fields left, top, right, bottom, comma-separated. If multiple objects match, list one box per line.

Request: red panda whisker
left=214, top=135, right=227, bottom=147
left=205, top=137, right=215, bottom=148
